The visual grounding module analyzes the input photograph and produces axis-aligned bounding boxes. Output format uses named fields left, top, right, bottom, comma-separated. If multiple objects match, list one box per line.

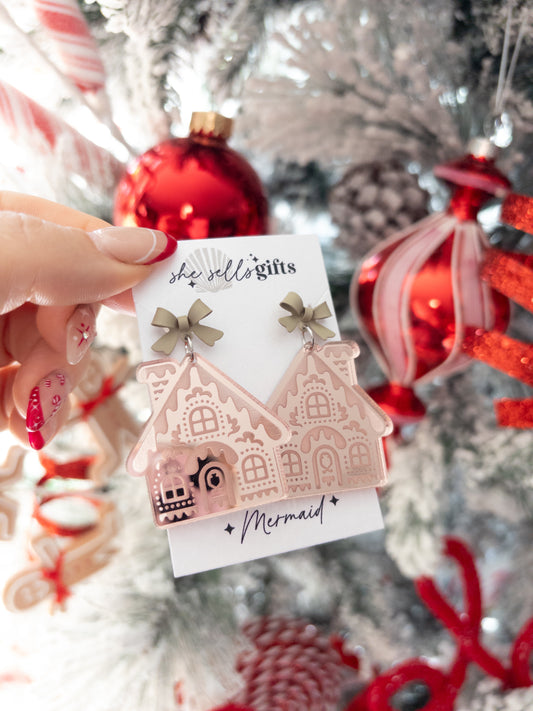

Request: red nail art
left=143, top=232, right=178, bottom=265
left=28, top=430, right=45, bottom=450
left=89, top=227, right=178, bottom=265
left=26, top=371, right=71, bottom=448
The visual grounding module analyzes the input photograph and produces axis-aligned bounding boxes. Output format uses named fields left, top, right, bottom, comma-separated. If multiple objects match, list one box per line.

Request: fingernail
left=89, top=227, right=177, bottom=265
left=28, top=417, right=60, bottom=450
left=26, top=370, right=71, bottom=449
left=66, top=305, right=96, bottom=365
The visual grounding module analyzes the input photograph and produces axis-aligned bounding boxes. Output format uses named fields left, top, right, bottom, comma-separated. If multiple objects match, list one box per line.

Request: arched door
left=313, top=445, right=342, bottom=488
left=197, top=458, right=235, bottom=513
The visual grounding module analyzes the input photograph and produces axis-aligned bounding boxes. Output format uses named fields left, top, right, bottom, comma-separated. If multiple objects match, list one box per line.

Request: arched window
left=305, top=392, right=331, bottom=419
left=349, top=442, right=371, bottom=468
left=160, top=475, right=188, bottom=502
left=189, top=406, right=218, bottom=436
left=281, top=450, right=303, bottom=478
left=242, top=454, right=268, bottom=483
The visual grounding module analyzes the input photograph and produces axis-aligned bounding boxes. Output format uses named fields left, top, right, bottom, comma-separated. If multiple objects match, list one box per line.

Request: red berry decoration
left=113, top=112, right=269, bottom=240
left=352, top=138, right=511, bottom=427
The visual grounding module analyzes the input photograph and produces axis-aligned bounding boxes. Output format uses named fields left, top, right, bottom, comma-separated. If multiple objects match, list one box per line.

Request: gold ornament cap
left=189, top=112, right=233, bottom=140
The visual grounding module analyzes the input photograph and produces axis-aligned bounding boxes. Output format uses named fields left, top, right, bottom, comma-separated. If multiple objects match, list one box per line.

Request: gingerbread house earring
left=127, top=299, right=291, bottom=529
left=267, top=292, right=393, bottom=499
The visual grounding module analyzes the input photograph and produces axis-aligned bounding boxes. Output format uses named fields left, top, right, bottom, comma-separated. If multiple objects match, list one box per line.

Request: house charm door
left=313, top=445, right=342, bottom=488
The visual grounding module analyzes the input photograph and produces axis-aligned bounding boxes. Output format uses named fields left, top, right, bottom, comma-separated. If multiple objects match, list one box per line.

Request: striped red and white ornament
left=352, top=139, right=511, bottom=427
left=0, top=79, right=123, bottom=188
left=33, top=0, right=106, bottom=93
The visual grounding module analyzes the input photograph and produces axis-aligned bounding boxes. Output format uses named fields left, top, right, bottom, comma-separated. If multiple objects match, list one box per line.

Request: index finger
left=0, top=192, right=134, bottom=312
left=0, top=190, right=110, bottom=231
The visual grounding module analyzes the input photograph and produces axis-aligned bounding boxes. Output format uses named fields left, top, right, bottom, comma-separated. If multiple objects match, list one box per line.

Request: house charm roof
left=127, top=354, right=291, bottom=528
left=267, top=341, right=393, bottom=498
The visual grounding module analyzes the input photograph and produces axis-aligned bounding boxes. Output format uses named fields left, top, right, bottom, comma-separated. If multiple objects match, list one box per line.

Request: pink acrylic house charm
left=127, top=355, right=291, bottom=528
left=266, top=341, right=393, bottom=498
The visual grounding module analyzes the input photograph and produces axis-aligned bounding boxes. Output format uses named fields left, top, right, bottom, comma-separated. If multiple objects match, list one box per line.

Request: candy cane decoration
left=0, top=79, right=124, bottom=189
left=33, top=0, right=106, bottom=93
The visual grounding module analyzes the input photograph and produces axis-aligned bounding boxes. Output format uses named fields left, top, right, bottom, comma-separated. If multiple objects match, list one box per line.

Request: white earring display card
left=131, top=234, right=388, bottom=577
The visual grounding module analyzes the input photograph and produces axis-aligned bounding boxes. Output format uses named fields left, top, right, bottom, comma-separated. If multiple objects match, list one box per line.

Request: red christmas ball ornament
left=113, top=112, right=269, bottom=239
left=351, top=138, right=511, bottom=427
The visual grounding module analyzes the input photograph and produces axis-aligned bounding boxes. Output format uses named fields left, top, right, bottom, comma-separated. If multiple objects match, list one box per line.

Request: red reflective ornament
left=351, top=139, right=511, bottom=426
left=113, top=112, right=268, bottom=240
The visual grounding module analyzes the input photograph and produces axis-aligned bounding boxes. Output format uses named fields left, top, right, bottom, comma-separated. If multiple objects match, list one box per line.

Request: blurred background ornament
left=352, top=139, right=511, bottom=427
left=113, top=111, right=269, bottom=239
left=330, top=160, right=430, bottom=262
left=227, top=616, right=348, bottom=711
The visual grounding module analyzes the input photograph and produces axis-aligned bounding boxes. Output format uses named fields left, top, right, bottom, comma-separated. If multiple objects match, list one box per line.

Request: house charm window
left=242, top=454, right=269, bottom=483
left=189, top=406, right=218, bottom=436
left=349, top=442, right=371, bottom=468
left=305, top=392, right=331, bottom=419
left=161, top=475, right=187, bottom=501
left=281, top=450, right=303, bottom=478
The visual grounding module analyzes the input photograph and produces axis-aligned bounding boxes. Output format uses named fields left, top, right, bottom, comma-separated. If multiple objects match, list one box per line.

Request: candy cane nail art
left=26, top=371, right=71, bottom=449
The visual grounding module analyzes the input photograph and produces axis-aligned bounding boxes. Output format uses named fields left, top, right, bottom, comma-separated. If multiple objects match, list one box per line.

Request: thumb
left=0, top=213, right=176, bottom=313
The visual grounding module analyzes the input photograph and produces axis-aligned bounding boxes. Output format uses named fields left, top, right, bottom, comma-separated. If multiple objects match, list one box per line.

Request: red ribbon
left=37, top=454, right=95, bottom=487
left=32, top=492, right=102, bottom=537
left=78, top=375, right=122, bottom=419
left=41, top=551, right=71, bottom=609
left=26, top=453, right=110, bottom=611
left=34, top=454, right=100, bottom=536
left=344, top=536, right=533, bottom=710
